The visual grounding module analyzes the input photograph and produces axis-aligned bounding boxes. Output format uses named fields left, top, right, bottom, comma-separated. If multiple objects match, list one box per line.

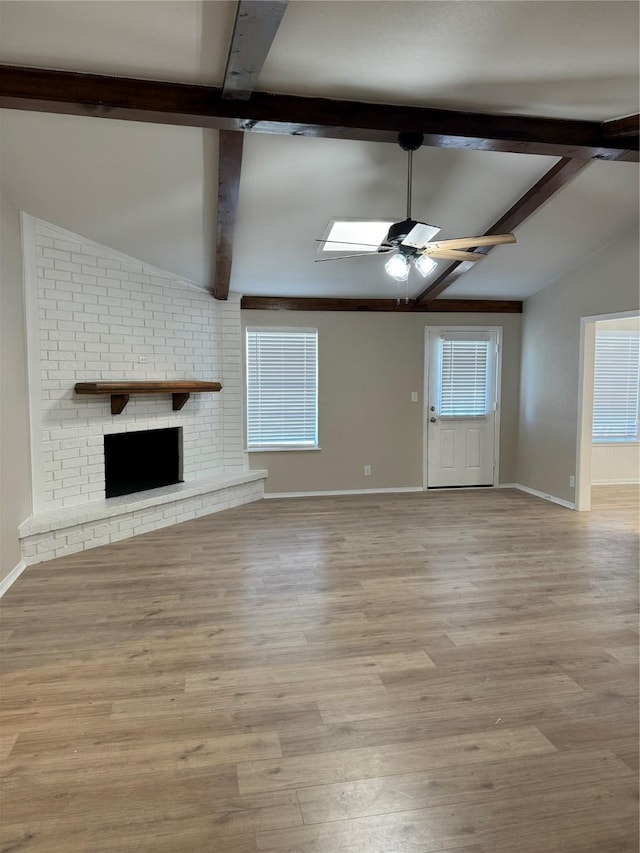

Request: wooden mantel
left=74, top=380, right=222, bottom=415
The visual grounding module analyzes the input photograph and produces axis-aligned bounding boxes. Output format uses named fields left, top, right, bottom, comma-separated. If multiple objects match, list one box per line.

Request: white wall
left=592, top=444, right=640, bottom=484
left=517, top=227, right=640, bottom=504
left=25, top=217, right=246, bottom=512
left=0, top=189, right=32, bottom=582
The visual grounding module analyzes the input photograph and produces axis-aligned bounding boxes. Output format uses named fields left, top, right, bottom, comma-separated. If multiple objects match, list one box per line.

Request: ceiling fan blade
left=424, top=248, right=485, bottom=261
left=401, top=222, right=441, bottom=249
left=424, top=233, right=517, bottom=251
left=315, top=239, right=386, bottom=249
left=314, top=251, right=391, bottom=262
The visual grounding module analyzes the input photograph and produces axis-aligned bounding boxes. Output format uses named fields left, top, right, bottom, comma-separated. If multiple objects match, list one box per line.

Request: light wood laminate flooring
left=1, top=486, right=638, bottom=852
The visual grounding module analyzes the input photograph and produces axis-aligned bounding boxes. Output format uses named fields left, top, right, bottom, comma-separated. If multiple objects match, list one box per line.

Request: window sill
left=592, top=440, right=639, bottom=446
left=246, top=446, right=321, bottom=453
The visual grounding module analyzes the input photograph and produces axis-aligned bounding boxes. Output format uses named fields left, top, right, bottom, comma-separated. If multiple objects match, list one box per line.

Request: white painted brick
left=43, top=247, right=71, bottom=261
left=43, top=268, right=72, bottom=281
left=32, top=219, right=245, bottom=512
left=82, top=245, right=106, bottom=258
left=73, top=312, right=100, bottom=323
left=98, top=295, right=122, bottom=307
left=54, top=260, right=82, bottom=273
left=55, top=239, right=83, bottom=253
left=97, top=257, right=121, bottom=270
left=109, top=530, right=130, bottom=543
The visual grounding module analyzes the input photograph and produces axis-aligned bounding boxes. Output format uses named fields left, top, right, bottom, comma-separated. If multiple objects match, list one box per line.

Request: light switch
left=411, top=391, right=419, bottom=402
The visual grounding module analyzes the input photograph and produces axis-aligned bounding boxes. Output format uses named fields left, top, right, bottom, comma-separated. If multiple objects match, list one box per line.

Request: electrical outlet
left=569, top=475, right=575, bottom=488
left=139, top=356, right=147, bottom=363
left=364, top=465, right=371, bottom=476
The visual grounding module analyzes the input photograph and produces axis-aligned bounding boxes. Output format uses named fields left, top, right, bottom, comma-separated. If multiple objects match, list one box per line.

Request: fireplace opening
left=104, top=427, right=182, bottom=498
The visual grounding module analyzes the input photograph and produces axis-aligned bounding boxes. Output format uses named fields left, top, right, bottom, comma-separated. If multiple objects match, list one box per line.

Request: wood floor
left=1, top=486, right=638, bottom=853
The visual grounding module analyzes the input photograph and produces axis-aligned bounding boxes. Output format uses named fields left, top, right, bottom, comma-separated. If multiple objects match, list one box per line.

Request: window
left=593, top=331, right=640, bottom=442
left=439, top=338, right=490, bottom=417
left=246, top=328, right=318, bottom=449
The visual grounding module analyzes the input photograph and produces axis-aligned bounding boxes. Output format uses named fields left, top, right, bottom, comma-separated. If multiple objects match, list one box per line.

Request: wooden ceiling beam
left=414, top=157, right=590, bottom=305
left=213, top=130, right=244, bottom=300
left=0, top=65, right=636, bottom=161
left=602, top=113, right=639, bottom=138
left=241, top=296, right=523, bottom=313
left=601, top=114, right=639, bottom=160
left=222, top=1, right=288, bottom=100
left=217, top=2, right=287, bottom=298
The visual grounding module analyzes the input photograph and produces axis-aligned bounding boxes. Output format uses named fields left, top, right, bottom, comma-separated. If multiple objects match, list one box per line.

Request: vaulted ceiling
left=1, top=1, right=638, bottom=308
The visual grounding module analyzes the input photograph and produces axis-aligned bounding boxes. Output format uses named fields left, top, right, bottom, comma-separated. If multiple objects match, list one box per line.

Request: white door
left=426, top=329, right=500, bottom=488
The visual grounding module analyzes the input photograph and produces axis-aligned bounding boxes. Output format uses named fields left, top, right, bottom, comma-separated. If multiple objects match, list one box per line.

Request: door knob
left=430, top=417, right=437, bottom=423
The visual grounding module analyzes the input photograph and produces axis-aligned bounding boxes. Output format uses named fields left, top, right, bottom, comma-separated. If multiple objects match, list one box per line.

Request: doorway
left=576, top=310, right=640, bottom=511
left=424, top=327, right=501, bottom=489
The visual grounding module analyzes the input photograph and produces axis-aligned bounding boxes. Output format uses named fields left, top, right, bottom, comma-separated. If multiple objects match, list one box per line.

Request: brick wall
left=31, top=218, right=246, bottom=510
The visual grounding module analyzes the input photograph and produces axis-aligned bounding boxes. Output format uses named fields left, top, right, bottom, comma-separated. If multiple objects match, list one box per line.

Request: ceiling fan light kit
left=414, top=254, right=438, bottom=278
left=384, top=252, right=411, bottom=281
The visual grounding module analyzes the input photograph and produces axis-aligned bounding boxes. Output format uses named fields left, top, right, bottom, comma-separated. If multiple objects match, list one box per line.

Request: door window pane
left=439, top=339, right=489, bottom=417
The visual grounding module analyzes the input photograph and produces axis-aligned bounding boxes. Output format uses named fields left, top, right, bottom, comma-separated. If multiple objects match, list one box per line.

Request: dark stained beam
left=602, top=113, right=639, bottom=138
left=241, top=296, right=523, bottom=313
left=0, top=65, right=636, bottom=161
left=601, top=114, right=639, bottom=160
left=415, top=157, right=590, bottom=305
left=222, top=1, right=288, bottom=100
left=214, top=130, right=244, bottom=300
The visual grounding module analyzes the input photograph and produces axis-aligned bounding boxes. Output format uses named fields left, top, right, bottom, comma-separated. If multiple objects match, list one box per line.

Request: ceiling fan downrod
left=397, top=132, right=424, bottom=220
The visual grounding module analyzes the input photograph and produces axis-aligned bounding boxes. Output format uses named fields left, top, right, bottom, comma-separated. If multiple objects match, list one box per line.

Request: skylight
left=320, top=220, right=394, bottom=253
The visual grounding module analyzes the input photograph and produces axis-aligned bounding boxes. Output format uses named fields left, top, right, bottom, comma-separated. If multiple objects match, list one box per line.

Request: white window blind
left=246, top=329, right=318, bottom=449
left=593, top=331, right=639, bottom=442
left=439, top=339, right=489, bottom=417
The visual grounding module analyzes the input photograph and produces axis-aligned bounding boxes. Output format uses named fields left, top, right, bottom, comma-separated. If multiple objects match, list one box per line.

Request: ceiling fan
left=316, top=132, right=516, bottom=282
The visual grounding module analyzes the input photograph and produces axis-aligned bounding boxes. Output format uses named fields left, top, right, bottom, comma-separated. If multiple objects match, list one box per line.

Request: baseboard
left=263, top=484, right=577, bottom=510
left=512, top=483, right=576, bottom=510
left=0, top=560, right=27, bottom=598
left=592, top=479, right=640, bottom=486
left=264, top=486, right=424, bottom=499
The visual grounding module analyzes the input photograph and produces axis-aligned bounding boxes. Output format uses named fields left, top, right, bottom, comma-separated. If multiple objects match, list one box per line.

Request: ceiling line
left=240, top=297, right=523, bottom=314
left=0, top=65, right=636, bottom=161
left=214, top=130, right=244, bottom=300
left=222, top=1, right=289, bottom=100
left=413, top=158, right=591, bottom=305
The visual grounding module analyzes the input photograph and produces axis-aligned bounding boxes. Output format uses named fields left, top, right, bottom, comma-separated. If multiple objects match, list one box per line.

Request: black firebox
left=104, top=427, right=182, bottom=498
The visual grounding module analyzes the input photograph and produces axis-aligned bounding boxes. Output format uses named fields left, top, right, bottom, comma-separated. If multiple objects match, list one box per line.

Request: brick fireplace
left=18, top=216, right=266, bottom=564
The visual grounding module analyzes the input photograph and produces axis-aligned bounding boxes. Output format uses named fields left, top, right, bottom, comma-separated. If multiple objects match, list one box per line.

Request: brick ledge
left=19, top=470, right=267, bottom=537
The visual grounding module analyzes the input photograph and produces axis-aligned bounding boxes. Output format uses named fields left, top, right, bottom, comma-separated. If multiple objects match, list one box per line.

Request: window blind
left=439, top=339, right=489, bottom=417
left=246, top=329, right=318, bottom=448
left=593, top=331, right=639, bottom=442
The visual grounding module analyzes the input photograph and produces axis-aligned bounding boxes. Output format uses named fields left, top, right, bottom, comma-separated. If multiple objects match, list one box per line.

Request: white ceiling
left=259, top=1, right=640, bottom=120
left=1, top=1, right=638, bottom=301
